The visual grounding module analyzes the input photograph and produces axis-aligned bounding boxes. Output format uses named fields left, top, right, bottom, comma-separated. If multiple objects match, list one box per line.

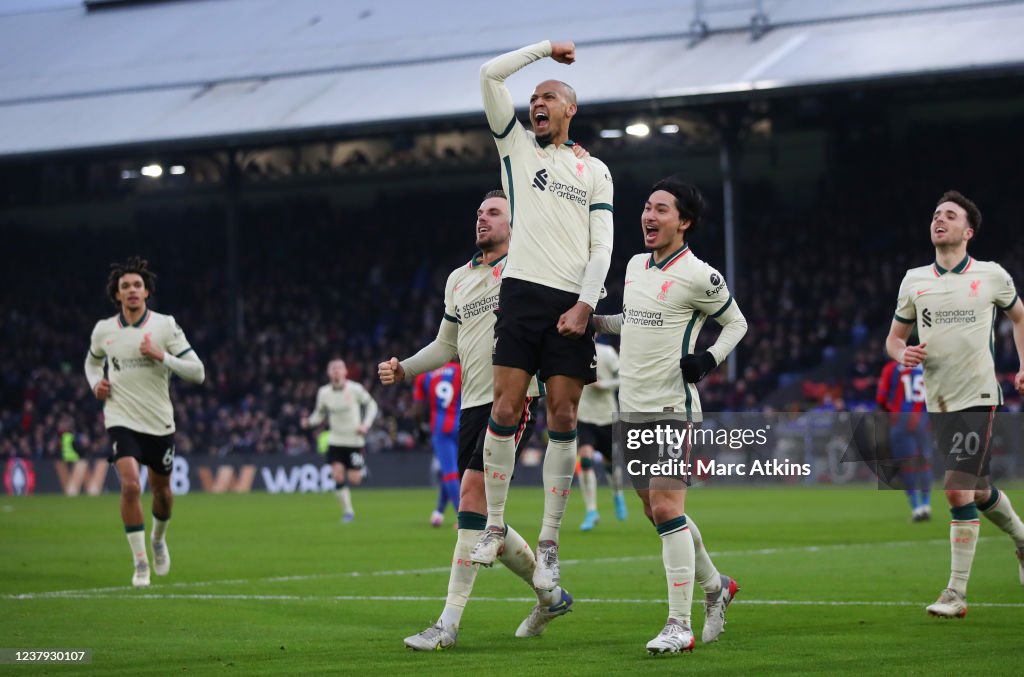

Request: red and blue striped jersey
left=414, top=362, right=462, bottom=435
left=876, top=360, right=927, bottom=431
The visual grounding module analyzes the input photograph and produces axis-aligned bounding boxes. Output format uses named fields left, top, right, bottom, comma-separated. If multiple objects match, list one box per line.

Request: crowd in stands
left=3, top=117, right=1024, bottom=461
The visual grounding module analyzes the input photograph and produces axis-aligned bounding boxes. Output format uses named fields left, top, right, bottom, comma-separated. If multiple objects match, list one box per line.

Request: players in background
left=886, top=190, right=1024, bottom=618
left=303, top=359, right=378, bottom=523
left=380, top=189, right=574, bottom=651
left=876, top=359, right=932, bottom=521
left=472, top=39, right=615, bottom=596
left=593, top=178, right=746, bottom=653
left=415, top=361, right=463, bottom=526
left=577, top=339, right=626, bottom=530
left=84, top=256, right=206, bottom=587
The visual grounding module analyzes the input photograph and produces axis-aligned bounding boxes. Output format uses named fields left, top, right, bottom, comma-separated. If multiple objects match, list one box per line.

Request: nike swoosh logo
left=916, top=289, right=930, bottom=295
left=672, top=582, right=690, bottom=587
left=454, top=283, right=464, bottom=293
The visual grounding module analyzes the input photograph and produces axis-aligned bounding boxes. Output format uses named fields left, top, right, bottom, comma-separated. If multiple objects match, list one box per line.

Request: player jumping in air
left=380, top=191, right=574, bottom=651
left=471, top=39, right=615, bottom=595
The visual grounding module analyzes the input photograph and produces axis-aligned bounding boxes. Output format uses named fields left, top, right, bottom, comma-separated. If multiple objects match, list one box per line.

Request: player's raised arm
left=480, top=41, right=572, bottom=136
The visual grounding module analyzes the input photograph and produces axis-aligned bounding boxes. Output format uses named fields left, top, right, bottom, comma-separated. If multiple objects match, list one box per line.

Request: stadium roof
left=1, top=0, right=1023, bottom=159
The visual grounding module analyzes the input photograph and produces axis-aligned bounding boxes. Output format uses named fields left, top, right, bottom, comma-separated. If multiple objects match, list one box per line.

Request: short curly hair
left=106, top=256, right=157, bottom=306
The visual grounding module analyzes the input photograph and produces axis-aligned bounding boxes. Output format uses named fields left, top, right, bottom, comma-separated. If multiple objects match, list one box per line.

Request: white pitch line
left=0, top=537, right=974, bottom=601
left=10, top=592, right=1024, bottom=609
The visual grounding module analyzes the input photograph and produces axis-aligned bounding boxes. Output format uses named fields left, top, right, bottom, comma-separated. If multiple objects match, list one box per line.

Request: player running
left=876, top=359, right=933, bottom=521
left=380, top=190, right=573, bottom=651
left=886, top=190, right=1024, bottom=618
left=303, top=359, right=378, bottom=523
left=415, top=361, right=463, bottom=526
left=471, top=40, right=614, bottom=593
left=84, top=256, right=206, bottom=587
left=577, top=340, right=627, bottom=530
left=593, top=177, right=747, bottom=654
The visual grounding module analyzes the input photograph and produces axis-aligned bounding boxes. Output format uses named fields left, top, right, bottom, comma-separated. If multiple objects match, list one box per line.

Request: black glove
left=680, top=351, right=717, bottom=383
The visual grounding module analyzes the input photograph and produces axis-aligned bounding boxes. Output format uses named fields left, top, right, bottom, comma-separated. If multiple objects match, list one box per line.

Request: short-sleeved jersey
left=481, top=42, right=614, bottom=299
left=443, top=252, right=541, bottom=409
left=87, top=309, right=193, bottom=435
left=618, top=246, right=740, bottom=418
left=414, top=362, right=462, bottom=435
left=893, top=256, right=1018, bottom=411
left=876, top=360, right=927, bottom=432
left=308, top=381, right=376, bottom=447
left=577, top=343, right=620, bottom=426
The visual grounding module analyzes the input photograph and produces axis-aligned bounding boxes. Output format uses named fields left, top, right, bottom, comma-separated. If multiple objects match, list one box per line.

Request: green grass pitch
left=2, top=484, right=1022, bottom=675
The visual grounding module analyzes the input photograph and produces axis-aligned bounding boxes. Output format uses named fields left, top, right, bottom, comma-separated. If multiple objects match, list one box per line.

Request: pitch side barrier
left=614, top=411, right=1024, bottom=491
left=5, top=450, right=519, bottom=496
left=7, top=413, right=1022, bottom=496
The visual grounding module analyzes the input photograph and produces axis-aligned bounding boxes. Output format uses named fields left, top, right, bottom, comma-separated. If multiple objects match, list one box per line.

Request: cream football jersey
left=577, top=342, right=620, bottom=426
left=894, top=255, right=1018, bottom=411
left=443, top=252, right=541, bottom=408
left=618, top=246, right=742, bottom=418
left=481, top=41, right=614, bottom=306
left=88, top=309, right=193, bottom=435
left=308, top=381, right=377, bottom=447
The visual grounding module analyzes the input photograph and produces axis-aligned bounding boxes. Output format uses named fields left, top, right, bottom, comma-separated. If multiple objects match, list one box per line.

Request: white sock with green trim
left=438, top=525, right=481, bottom=632
left=538, top=432, right=577, bottom=543
left=980, top=488, right=1024, bottom=547
left=658, top=517, right=695, bottom=624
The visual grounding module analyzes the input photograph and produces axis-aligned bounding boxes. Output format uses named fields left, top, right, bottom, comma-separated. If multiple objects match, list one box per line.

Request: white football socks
left=660, top=521, right=696, bottom=624
left=438, top=527, right=482, bottom=631
left=482, top=423, right=517, bottom=530
left=538, top=433, right=577, bottom=543
left=685, top=514, right=721, bottom=594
